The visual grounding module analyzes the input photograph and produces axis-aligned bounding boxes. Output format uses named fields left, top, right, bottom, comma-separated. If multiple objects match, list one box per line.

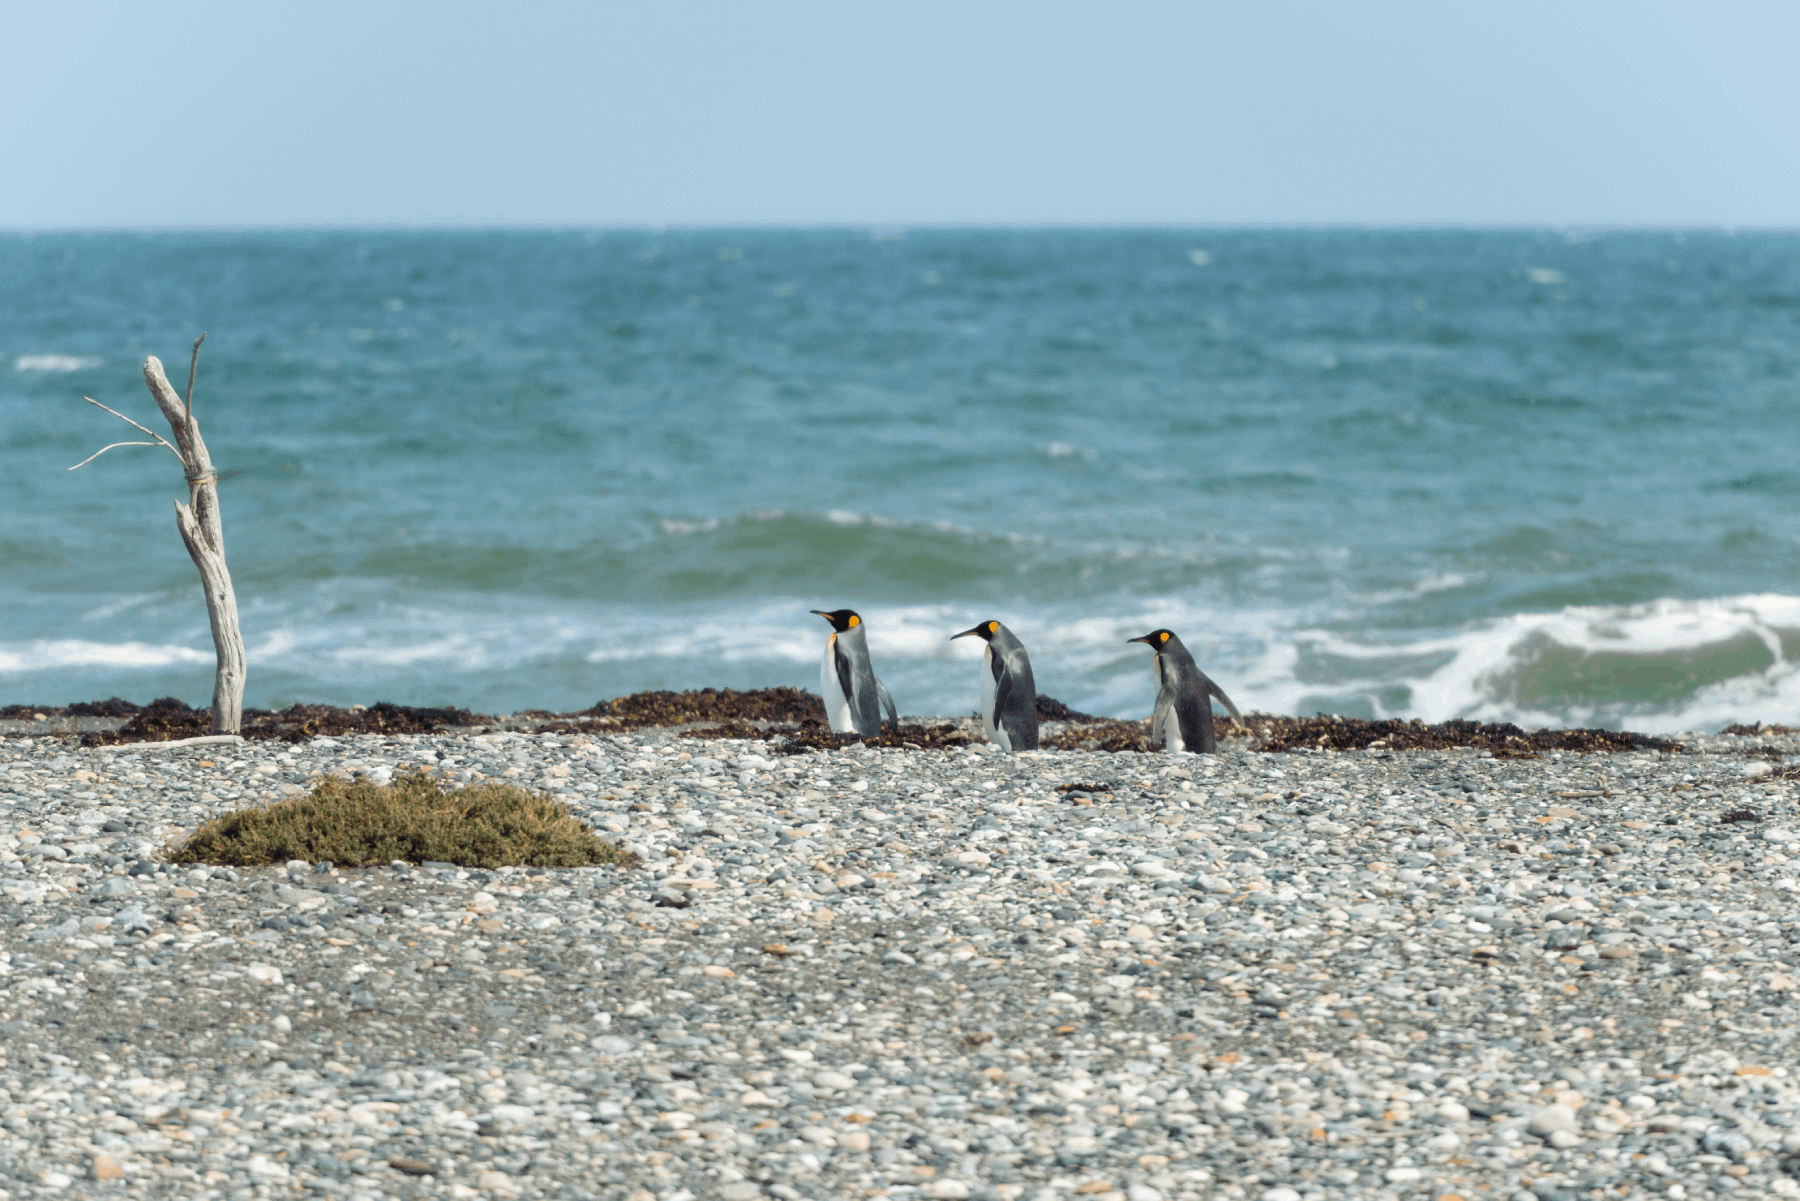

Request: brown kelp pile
left=578, top=687, right=824, bottom=729
left=77, top=699, right=495, bottom=746
left=10, top=688, right=1688, bottom=757
left=1244, top=714, right=1679, bottom=757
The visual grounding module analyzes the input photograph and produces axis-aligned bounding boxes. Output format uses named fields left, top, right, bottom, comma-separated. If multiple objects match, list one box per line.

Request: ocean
left=3, top=228, right=1799, bottom=733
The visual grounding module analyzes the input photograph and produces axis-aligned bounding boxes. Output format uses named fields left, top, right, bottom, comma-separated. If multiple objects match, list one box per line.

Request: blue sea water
left=3, top=229, right=1800, bottom=732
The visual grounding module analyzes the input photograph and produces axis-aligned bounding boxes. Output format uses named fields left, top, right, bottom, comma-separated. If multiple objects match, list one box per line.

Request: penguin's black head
left=810, top=609, right=862, bottom=633
left=1128, top=629, right=1179, bottom=651
left=950, top=620, right=1001, bottom=642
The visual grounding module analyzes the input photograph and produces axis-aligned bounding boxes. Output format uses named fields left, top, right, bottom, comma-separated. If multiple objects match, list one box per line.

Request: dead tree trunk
left=69, top=336, right=246, bottom=733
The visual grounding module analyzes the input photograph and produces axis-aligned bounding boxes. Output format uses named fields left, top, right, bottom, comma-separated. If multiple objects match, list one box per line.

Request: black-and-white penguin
left=1127, top=628, right=1242, bottom=754
left=811, top=609, right=898, bottom=738
left=951, top=620, right=1039, bottom=751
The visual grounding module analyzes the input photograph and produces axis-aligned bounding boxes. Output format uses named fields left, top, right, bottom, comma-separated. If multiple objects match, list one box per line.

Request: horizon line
left=5, top=220, right=1800, bottom=236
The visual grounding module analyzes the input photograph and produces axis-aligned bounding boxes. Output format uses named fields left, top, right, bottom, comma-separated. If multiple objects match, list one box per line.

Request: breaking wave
left=6, top=586, right=1798, bottom=734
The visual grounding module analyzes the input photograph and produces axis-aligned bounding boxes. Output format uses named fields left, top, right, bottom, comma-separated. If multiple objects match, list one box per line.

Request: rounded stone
left=1527, top=1103, right=1579, bottom=1135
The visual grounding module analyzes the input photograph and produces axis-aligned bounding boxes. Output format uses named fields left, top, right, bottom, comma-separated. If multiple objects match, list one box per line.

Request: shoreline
left=2, top=724, right=1799, bottom=1197
left=4, top=692, right=1787, bottom=758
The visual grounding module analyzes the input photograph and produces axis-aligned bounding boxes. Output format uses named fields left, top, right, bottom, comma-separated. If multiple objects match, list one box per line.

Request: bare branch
left=68, top=441, right=166, bottom=471
left=80, top=396, right=183, bottom=459
left=185, top=332, right=206, bottom=410
left=185, top=332, right=206, bottom=446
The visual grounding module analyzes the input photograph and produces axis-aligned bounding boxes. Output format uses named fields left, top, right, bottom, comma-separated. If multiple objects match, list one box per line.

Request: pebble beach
left=3, top=724, right=1800, bottom=1201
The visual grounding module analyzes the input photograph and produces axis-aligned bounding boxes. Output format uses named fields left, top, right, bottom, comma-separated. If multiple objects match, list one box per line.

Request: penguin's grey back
left=831, top=623, right=887, bottom=738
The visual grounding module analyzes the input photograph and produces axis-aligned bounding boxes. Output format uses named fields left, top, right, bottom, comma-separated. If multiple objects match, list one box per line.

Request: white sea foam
left=14, top=354, right=101, bottom=372
left=14, top=581, right=1800, bottom=734
left=81, top=593, right=161, bottom=622
left=0, top=640, right=210, bottom=673
left=1285, top=593, right=1800, bottom=733
left=657, top=518, right=720, bottom=535
left=333, top=635, right=489, bottom=669
left=1343, top=572, right=1481, bottom=607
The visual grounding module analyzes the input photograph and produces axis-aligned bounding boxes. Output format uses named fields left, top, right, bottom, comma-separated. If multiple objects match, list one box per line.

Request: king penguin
left=951, top=620, right=1039, bottom=751
left=811, top=609, right=898, bottom=738
left=1127, top=628, right=1242, bottom=754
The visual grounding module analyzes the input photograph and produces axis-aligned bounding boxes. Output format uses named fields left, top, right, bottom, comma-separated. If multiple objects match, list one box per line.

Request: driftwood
left=69, top=336, right=247, bottom=734
left=95, top=735, right=246, bottom=752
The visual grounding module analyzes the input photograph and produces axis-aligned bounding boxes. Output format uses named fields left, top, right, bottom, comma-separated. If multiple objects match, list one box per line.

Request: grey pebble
left=1, top=724, right=1799, bottom=1199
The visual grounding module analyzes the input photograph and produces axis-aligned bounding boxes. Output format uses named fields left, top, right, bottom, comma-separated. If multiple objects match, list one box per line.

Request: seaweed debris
left=1039, top=712, right=1676, bottom=757
left=1722, top=722, right=1797, bottom=736
left=1035, top=695, right=1104, bottom=723
left=67, top=697, right=143, bottom=718
left=30, top=687, right=1687, bottom=756
left=677, top=720, right=976, bottom=752
left=81, top=699, right=494, bottom=747
left=1039, top=713, right=1272, bottom=753
left=582, top=687, right=824, bottom=730
left=763, top=722, right=975, bottom=754
left=54, top=688, right=824, bottom=745
left=1247, top=715, right=1679, bottom=757
left=1041, top=718, right=1157, bottom=753
left=679, top=720, right=793, bottom=743
left=0, top=698, right=142, bottom=719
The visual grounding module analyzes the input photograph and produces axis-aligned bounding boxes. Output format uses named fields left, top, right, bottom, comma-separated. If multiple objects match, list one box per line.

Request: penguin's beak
left=1126, top=634, right=1155, bottom=646
left=950, top=625, right=983, bottom=641
left=809, top=610, right=830, bottom=620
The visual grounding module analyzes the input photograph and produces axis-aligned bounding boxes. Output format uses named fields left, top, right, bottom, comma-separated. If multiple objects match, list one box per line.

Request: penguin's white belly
left=1162, top=705, right=1186, bottom=754
left=979, top=645, right=1000, bottom=745
left=1151, top=656, right=1185, bottom=753
left=821, top=637, right=855, bottom=733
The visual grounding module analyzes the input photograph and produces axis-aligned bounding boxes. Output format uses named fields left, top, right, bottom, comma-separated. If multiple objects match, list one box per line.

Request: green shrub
left=170, top=771, right=637, bottom=870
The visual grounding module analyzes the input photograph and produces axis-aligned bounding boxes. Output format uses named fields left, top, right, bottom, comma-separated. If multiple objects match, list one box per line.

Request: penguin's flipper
left=989, top=661, right=1017, bottom=751
left=1151, top=689, right=1180, bottom=752
left=833, top=643, right=857, bottom=716
left=821, top=637, right=854, bottom=733
left=876, top=679, right=899, bottom=733
left=1205, top=676, right=1243, bottom=722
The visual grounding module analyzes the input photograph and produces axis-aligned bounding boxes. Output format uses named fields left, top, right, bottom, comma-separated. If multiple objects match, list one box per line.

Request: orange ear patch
left=988, top=621, right=999, bottom=633
left=1159, top=631, right=1170, bottom=642
left=847, top=614, right=860, bottom=628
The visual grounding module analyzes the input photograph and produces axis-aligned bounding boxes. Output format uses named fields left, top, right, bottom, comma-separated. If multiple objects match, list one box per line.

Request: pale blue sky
left=4, top=1, right=1797, bottom=227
